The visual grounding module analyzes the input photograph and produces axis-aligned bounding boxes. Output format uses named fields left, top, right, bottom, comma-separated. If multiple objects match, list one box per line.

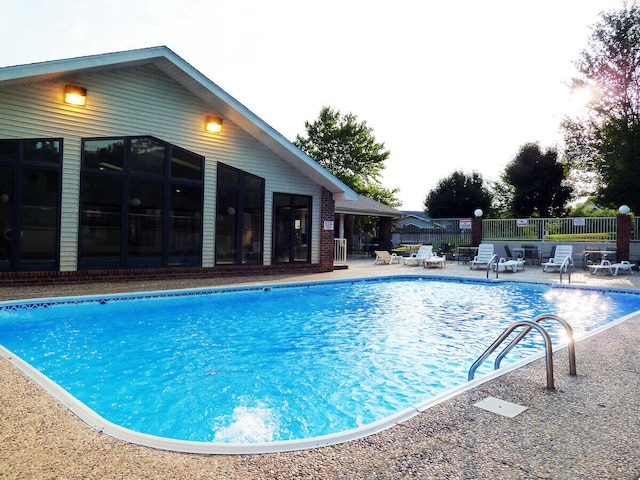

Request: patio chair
left=494, top=257, right=525, bottom=273
left=522, top=244, right=539, bottom=265
left=542, top=245, right=573, bottom=272
left=424, top=252, right=446, bottom=268
left=469, top=244, right=495, bottom=269
left=503, top=245, right=518, bottom=260
left=374, top=250, right=400, bottom=264
left=589, top=259, right=613, bottom=275
left=540, top=245, right=557, bottom=265
left=403, top=245, right=433, bottom=266
left=611, top=260, right=636, bottom=276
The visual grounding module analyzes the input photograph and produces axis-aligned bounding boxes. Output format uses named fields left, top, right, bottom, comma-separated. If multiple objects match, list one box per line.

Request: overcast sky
left=0, top=0, right=624, bottom=210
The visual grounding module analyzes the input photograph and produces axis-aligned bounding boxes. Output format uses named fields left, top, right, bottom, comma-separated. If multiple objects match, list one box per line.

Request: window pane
left=0, top=166, right=13, bottom=270
left=19, top=169, right=59, bottom=269
left=273, top=193, right=291, bottom=263
left=242, top=190, right=263, bottom=264
left=169, top=184, right=202, bottom=266
left=23, top=140, right=60, bottom=164
left=130, top=137, right=165, bottom=175
left=79, top=174, right=123, bottom=269
left=128, top=180, right=164, bottom=266
left=294, top=197, right=310, bottom=262
left=84, top=139, right=125, bottom=171
left=171, top=148, right=203, bottom=181
left=215, top=188, right=238, bottom=265
left=245, top=173, right=264, bottom=190
left=273, top=194, right=311, bottom=263
left=217, top=163, right=239, bottom=185
left=0, top=141, right=16, bottom=163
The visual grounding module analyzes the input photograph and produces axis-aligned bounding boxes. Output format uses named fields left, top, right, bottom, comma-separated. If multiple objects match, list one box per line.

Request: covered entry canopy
left=335, top=195, right=403, bottom=218
left=335, top=195, right=403, bottom=254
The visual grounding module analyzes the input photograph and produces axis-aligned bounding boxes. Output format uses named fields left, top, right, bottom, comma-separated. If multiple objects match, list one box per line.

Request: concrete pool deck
left=1, top=258, right=639, bottom=479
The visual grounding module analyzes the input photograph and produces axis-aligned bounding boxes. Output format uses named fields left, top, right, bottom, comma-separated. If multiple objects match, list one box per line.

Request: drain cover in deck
left=473, top=396, right=527, bottom=418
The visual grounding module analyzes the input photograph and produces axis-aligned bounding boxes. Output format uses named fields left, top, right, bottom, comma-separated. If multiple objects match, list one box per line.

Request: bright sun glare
left=568, top=85, right=596, bottom=116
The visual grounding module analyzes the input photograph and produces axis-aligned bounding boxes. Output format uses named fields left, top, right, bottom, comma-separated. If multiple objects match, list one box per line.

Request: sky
left=0, top=0, right=625, bottom=210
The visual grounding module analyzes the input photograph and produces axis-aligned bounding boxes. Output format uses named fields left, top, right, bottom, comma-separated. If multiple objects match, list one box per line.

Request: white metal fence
left=482, top=217, right=618, bottom=242
left=334, top=238, right=347, bottom=264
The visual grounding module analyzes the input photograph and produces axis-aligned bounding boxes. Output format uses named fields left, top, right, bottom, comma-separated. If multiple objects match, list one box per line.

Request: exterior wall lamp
left=64, top=84, right=87, bottom=106
left=205, top=115, right=223, bottom=133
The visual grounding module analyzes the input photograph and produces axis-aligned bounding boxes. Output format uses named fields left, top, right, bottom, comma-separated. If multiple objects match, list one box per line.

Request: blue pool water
left=1, top=276, right=640, bottom=447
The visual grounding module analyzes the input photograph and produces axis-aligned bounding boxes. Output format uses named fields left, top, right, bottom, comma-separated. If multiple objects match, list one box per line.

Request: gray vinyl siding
left=0, top=63, right=323, bottom=269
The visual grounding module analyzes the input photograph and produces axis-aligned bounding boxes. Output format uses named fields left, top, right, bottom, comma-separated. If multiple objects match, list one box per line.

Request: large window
left=0, top=139, right=62, bottom=271
left=215, top=163, right=264, bottom=265
left=273, top=193, right=311, bottom=263
left=79, top=136, right=203, bottom=269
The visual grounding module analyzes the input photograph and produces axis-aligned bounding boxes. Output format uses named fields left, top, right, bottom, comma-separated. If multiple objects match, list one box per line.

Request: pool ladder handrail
left=486, top=253, right=500, bottom=279
left=468, top=314, right=577, bottom=390
left=559, top=255, right=573, bottom=284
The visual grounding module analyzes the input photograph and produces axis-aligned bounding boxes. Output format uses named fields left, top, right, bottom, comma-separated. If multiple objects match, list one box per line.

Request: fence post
left=472, top=216, right=483, bottom=246
left=616, top=213, right=631, bottom=261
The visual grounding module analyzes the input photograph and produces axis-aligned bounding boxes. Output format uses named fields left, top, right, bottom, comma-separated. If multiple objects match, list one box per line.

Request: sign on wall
left=459, top=218, right=472, bottom=229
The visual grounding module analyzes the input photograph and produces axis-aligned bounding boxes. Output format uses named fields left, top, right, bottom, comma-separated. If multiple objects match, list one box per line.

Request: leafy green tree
left=562, top=3, right=640, bottom=211
left=424, top=171, right=493, bottom=218
left=501, top=143, right=572, bottom=217
left=294, top=106, right=400, bottom=207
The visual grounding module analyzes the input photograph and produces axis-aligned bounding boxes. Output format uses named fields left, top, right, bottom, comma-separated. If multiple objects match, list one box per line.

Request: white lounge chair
left=611, top=260, right=636, bottom=276
left=469, top=244, right=495, bottom=269
left=403, top=245, right=433, bottom=266
left=542, top=245, right=573, bottom=272
left=494, top=257, right=524, bottom=273
left=424, top=254, right=446, bottom=268
left=589, top=259, right=613, bottom=275
left=374, top=250, right=400, bottom=264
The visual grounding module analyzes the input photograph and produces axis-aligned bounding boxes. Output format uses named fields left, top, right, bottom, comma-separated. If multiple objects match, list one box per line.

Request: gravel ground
left=1, top=259, right=640, bottom=479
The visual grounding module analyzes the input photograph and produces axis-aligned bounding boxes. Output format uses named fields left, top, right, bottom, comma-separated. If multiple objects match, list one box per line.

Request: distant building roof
left=335, top=195, right=402, bottom=218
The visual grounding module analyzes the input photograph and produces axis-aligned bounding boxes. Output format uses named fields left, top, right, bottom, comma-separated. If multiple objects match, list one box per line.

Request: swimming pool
left=1, top=275, right=640, bottom=454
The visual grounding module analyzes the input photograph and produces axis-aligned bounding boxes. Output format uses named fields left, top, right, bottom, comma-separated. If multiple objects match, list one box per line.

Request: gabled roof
left=0, top=46, right=357, bottom=201
left=335, top=195, right=402, bottom=218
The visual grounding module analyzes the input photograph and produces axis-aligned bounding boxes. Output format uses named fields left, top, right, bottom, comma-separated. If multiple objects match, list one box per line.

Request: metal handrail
left=559, top=255, right=573, bottom=284
left=494, top=314, right=576, bottom=376
left=468, top=320, right=556, bottom=389
left=486, top=253, right=499, bottom=279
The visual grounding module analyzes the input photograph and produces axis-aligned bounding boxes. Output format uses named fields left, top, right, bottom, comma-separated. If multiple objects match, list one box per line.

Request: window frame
left=78, top=135, right=204, bottom=270
left=0, top=138, right=63, bottom=272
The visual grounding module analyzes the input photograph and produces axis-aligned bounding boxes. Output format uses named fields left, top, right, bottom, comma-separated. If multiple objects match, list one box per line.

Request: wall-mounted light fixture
left=64, top=84, right=87, bottom=106
left=205, top=115, right=223, bottom=133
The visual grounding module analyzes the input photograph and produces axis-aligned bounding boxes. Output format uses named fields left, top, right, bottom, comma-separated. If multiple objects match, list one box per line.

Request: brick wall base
left=0, top=263, right=333, bottom=287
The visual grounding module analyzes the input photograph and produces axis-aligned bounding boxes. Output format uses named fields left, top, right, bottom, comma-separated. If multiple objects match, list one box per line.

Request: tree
left=501, top=143, right=573, bottom=217
left=294, top=106, right=400, bottom=207
left=424, top=171, right=493, bottom=218
left=562, top=3, right=640, bottom=211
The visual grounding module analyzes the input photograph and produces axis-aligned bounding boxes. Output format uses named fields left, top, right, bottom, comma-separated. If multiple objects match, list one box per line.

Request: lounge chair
left=589, top=259, right=613, bottom=275
left=469, top=244, right=495, bottom=269
left=611, top=260, right=636, bottom=276
left=403, top=245, right=433, bottom=266
left=374, top=250, right=400, bottom=264
left=494, top=257, right=524, bottom=273
left=542, top=245, right=573, bottom=272
left=424, top=252, right=446, bottom=268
